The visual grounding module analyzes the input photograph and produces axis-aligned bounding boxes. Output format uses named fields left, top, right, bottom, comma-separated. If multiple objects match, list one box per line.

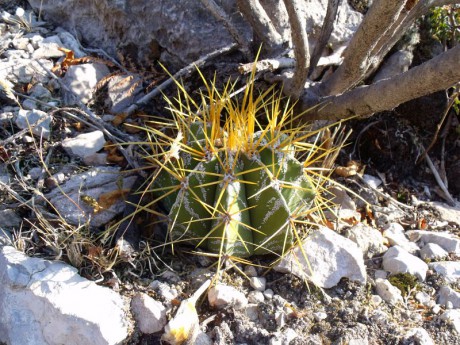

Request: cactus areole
left=147, top=74, right=319, bottom=258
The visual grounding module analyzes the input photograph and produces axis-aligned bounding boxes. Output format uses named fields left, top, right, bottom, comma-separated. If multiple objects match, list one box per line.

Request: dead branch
left=308, top=0, right=340, bottom=76
left=320, top=0, right=406, bottom=96
left=302, top=44, right=460, bottom=121
left=281, top=0, right=309, bottom=98
left=236, top=0, right=284, bottom=52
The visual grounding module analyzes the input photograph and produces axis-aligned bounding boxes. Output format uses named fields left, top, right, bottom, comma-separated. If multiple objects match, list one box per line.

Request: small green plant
left=135, top=68, right=346, bottom=265
left=428, top=5, right=460, bottom=46
left=388, top=273, right=419, bottom=297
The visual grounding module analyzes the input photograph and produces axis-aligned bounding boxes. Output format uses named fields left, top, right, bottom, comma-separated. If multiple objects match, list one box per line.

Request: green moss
left=388, top=273, right=419, bottom=296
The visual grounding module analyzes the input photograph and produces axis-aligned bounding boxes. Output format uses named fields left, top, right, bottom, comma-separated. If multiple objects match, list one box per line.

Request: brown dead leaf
left=112, top=113, right=129, bottom=126
left=98, top=189, right=130, bottom=209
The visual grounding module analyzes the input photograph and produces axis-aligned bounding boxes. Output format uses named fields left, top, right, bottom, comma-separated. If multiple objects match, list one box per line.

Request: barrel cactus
left=143, top=72, right=335, bottom=259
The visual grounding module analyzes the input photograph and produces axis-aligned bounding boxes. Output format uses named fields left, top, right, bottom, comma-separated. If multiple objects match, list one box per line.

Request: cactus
left=143, top=71, right=337, bottom=259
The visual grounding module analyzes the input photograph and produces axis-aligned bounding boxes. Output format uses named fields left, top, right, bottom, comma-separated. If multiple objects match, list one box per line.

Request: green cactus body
left=152, top=118, right=316, bottom=257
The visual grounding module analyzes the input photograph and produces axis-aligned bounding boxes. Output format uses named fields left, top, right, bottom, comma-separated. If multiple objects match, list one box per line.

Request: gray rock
left=439, top=309, right=460, bottom=333
left=403, top=327, right=435, bottom=345
left=0, top=246, right=129, bottom=345
left=62, top=130, right=106, bottom=158
left=131, top=293, right=167, bottom=334
left=28, top=0, right=362, bottom=70
left=269, top=328, right=297, bottom=345
left=244, top=265, right=258, bottom=277
left=62, top=63, right=110, bottom=105
left=420, top=243, right=449, bottom=261
left=245, top=304, right=259, bottom=321
left=149, top=280, right=179, bottom=303
left=431, top=201, right=460, bottom=226
left=56, top=28, right=86, bottom=58
left=438, top=286, right=460, bottom=309
left=29, top=83, right=52, bottom=99
left=373, top=50, right=413, bottom=83
left=375, top=278, right=403, bottom=305
left=0, top=163, right=10, bottom=184
left=382, top=246, right=428, bottom=281
left=208, top=284, right=248, bottom=310
left=0, top=209, right=22, bottom=229
left=0, top=229, right=13, bottom=246
left=247, top=290, right=264, bottom=304
left=383, top=223, right=419, bottom=253
left=21, top=99, right=37, bottom=110
left=407, top=230, right=460, bottom=255
left=430, top=262, right=460, bottom=284
left=345, top=223, right=387, bottom=258
left=1, top=57, right=54, bottom=84
left=15, top=109, right=52, bottom=139
left=415, top=291, right=434, bottom=307
left=263, top=289, right=274, bottom=299
left=274, top=226, right=366, bottom=288
left=45, top=167, right=137, bottom=227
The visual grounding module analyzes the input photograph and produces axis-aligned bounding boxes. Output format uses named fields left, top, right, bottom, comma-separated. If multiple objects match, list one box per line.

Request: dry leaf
left=98, top=189, right=130, bottom=209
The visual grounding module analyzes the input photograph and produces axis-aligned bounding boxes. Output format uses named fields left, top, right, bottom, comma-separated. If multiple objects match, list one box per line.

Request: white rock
left=362, top=174, right=382, bottom=188
left=62, top=130, right=106, bottom=158
left=383, top=223, right=419, bottom=253
left=208, top=284, right=248, bottom=310
left=62, top=63, right=110, bottom=105
left=131, top=293, right=167, bottom=334
left=274, top=226, right=366, bottom=288
left=420, top=243, right=449, bottom=261
left=370, top=295, right=382, bottom=306
left=15, top=109, right=52, bottom=139
left=250, top=276, right=266, bottom=292
left=439, top=309, right=460, bottom=333
left=56, top=29, right=87, bottom=58
left=373, top=50, right=413, bottom=83
left=438, top=286, right=460, bottom=309
left=150, top=280, right=178, bottom=302
left=430, top=261, right=460, bottom=283
left=247, top=290, right=264, bottom=304
left=407, top=230, right=460, bottom=255
left=375, top=278, right=403, bottom=305
left=313, top=311, right=327, bottom=321
left=431, top=201, right=460, bottom=226
left=403, top=327, right=435, bottom=345
left=415, top=291, right=433, bottom=307
left=0, top=246, right=129, bottom=345
left=432, top=304, right=441, bottom=314
left=382, top=245, right=428, bottom=281
left=32, top=35, right=65, bottom=59
left=345, top=223, right=387, bottom=258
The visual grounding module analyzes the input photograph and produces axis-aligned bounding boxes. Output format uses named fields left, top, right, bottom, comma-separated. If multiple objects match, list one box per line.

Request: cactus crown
left=138, top=68, right=345, bottom=262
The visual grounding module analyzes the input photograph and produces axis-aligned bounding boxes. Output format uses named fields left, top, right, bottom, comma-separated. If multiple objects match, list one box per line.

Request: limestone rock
left=0, top=246, right=129, bottom=345
left=375, top=278, right=403, bottom=305
left=62, top=130, right=106, bottom=159
left=420, top=243, right=449, bottom=261
left=382, top=246, right=428, bottom=281
left=62, top=63, right=110, bottom=105
left=406, top=230, right=460, bottom=255
left=439, top=309, right=460, bottom=333
left=15, top=109, right=52, bottom=139
left=430, top=262, right=460, bottom=284
left=383, top=223, right=419, bottom=253
left=345, top=223, right=387, bottom=258
left=403, top=327, right=435, bottom=345
left=208, top=284, right=248, bottom=310
left=131, top=293, right=167, bottom=334
left=438, top=286, right=460, bottom=309
left=274, top=226, right=367, bottom=288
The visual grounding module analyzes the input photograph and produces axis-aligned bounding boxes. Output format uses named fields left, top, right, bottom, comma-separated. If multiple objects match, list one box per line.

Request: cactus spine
left=145, top=72, right=328, bottom=258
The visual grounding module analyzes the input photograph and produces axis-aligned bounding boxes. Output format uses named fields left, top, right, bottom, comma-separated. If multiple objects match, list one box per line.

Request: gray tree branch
left=281, top=0, right=310, bottom=98
left=302, top=44, right=460, bottom=121
left=320, top=0, right=406, bottom=96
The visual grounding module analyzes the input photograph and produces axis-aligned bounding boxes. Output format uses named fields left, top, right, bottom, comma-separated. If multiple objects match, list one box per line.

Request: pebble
left=432, top=304, right=441, bottom=314
left=207, top=284, right=248, bottom=310
left=269, top=328, right=297, bottom=345
left=429, top=261, right=460, bottom=283
left=382, top=245, right=428, bottom=281
left=149, top=280, right=178, bottom=302
left=245, top=304, right=259, bottom=321
left=370, top=295, right=382, bottom=305
left=130, top=292, right=167, bottom=334
left=383, top=223, right=419, bottom=253
left=244, top=265, right=258, bottom=277
left=407, top=230, right=460, bottom=255
left=420, top=243, right=449, bottom=261
left=375, top=278, right=403, bottom=305
left=263, top=289, right=274, bottom=299
left=374, top=270, right=388, bottom=279
left=249, top=276, right=266, bottom=292
left=62, top=130, right=106, bottom=159
left=345, top=223, right=387, bottom=258
left=247, top=290, right=264, bottom=304
left=404, top=327, right=435, bottom=345
left=415, top=291, right=433, bottom=307
left=313, top=311, right=327, bottom=321
left=438, top=286, right=460, bottom=309
left=15, top=108, right=52, bottom=139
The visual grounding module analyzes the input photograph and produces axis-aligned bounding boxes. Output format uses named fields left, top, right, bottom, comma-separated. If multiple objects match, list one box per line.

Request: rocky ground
left=1, top=2, right=460, bottom=345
